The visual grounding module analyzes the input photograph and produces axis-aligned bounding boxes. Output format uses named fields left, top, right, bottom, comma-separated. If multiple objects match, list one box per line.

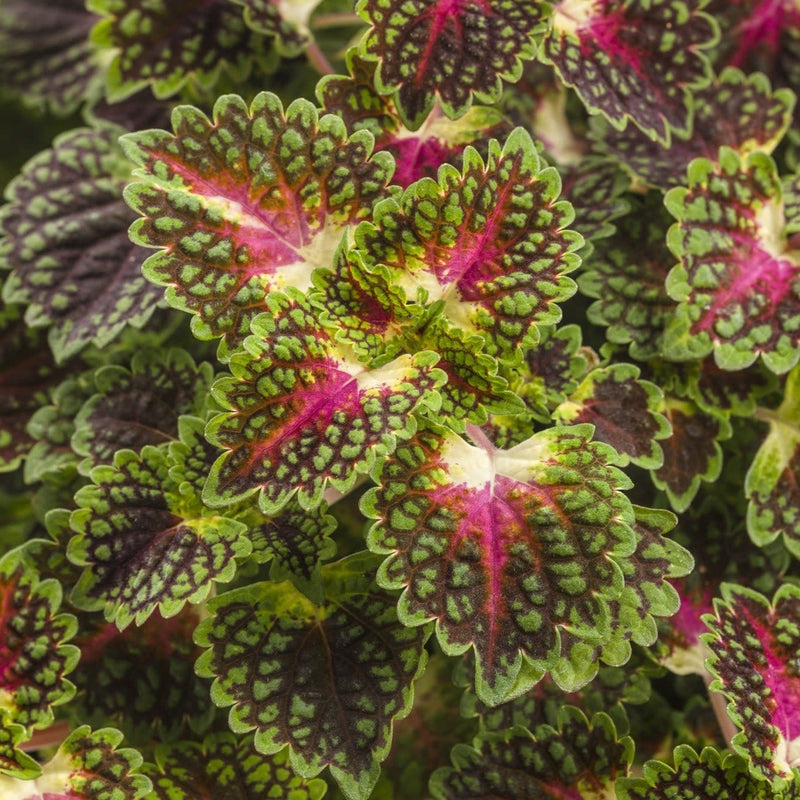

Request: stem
left=465, top=423, right=496, bottom=453
left=21, top=719, right=71, bottom=751
left=312, top=12, right=361, bottom=30
left=305, top=39, right=335, bottom=76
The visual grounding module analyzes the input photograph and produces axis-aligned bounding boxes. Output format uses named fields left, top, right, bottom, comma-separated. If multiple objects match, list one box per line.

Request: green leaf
left=87, top=0, right=285, bottom=102
left=579, top=191, right=676, bottom=361
left=72, top=348, right=214, bottom=472
left=364, top=422, right=638, bottom=704
left=68, top=438, right=251, bottom=628
left=596, top=67, right=795, bottom=190
left=194, top=551, right=429, bottom=800
left=0, top=0, right=105, bottom=114
left=0, top=123, right=161, bottom=362
left=0, top=290, right=75, bottom=473
left=356, top=127, right=582, bottom=359
left=617, top=745, right=791, bottom=800
left=122, top=92, right=395, bottom=352
left=554, top=364, right=671, bottom=469
left=356, top=0, right=549, bottom=130
left=70, top=608, right=214, bottom=744
left=746, top=364, right=800, bottom=558
left=651, top=396, right=732, bottom=513
left=542, top=0, right=716, bottom=145
left=703, top=582, right=800, bottom=785
left=0, top=725, right=152, bottom=799
left=0, top=545, right=79, bottom=738
left=144, top=731, right=327, bottom=799
left=664, top=147, right=800, bottom=373
left=204, top=290, right=445, bottom=512
left=430, top=707, right=633, bottom=799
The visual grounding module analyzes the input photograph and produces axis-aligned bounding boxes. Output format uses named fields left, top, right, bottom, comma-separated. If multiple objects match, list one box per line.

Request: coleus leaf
left=204, top=289, right=445, bottom=513
left=703, top=582, right=800, bottom=785
left=0, top=722, right=41, bottom=780
left=24, top=374, right=93, bottom=486
left=746, top=363, right=800, bottom=558
left=363, top=421, right=638, bottom=704
left=144, top=731, right=327, bottom=800
left=706, top=0, right=800, bottom=89
left=194, top=551, right=429, bottom=800
left=71, top=607, right=213, bottom=744
left=503, top=323, right=590, bottom=427
left=0, top=725, right=151, bottom=799
left=87, top=0, right=289, bottom=102
left=579, top=192, right=676, bottom=360
left=617, top=745, right=797, bottom=800
left=71, top=348, right=214, bottom=472
left=429, top=707, right=633, bottom=799
left=0, top=545, right=79, bottom=744
left=0, top=124, right=161, bottom=362
left=596, top=67, right=795, bottom=190
left=356, top=127, right=582, bottom=359
left=122, top=91, right=395, bottom=353
left=68, top=429, right=251, bottom=628
left=651, top=395, right=732, bottom=513
left=356, top=0, right=548, bottom=131
left=0, top=292, right=74, bottom=473
left=0, top=0, right=104, bottom=114
left=554, top=364, right=671, bottom=469
left=664, top=147, right=800, bottom=373
left=318, top=50, right=508, bottom=189
left=542, top=0, right=717, bottom=145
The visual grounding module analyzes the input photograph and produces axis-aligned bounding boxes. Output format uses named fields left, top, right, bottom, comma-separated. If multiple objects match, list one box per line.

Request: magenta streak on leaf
left=580, top=5, right=641, bottom=73
left=730, top=0, right=791, bottom=68
left=415, top=0, right=473, bottom=90
left=385, top=136, right=454, bottom=188
left=741, top=603, right=800, bottom=741
left=693, top=238, right=798, bottom=334
left=539, top=779, right=585, bottom=800
left=669, top=580, right=714, bottom=647
left=165, top=157, right=317, bottom=275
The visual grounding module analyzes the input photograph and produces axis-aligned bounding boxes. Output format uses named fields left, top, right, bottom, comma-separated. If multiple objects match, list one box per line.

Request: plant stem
left=21, top=719, right=71, bottom=751
left=305, top=39, right=335, bottom=76
left=312, top=12, right=361, bottom=30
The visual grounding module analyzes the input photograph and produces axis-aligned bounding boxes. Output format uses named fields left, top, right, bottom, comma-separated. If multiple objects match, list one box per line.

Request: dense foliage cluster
left=2, top=0, right=800, bottom=798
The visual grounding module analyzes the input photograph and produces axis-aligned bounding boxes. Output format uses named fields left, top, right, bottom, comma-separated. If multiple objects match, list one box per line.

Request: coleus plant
left=4, top=1, right=800, bottom=799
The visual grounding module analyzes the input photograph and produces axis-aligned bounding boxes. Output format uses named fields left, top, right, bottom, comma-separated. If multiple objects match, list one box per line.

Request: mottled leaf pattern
left=543, top=0, right=716, bottom=144
left=72, top=348, right=214, bottom=470
left=0, top=124, right=160, bottom=361
left=357, top=0, right=548, bottom=129
left=617, top=745, right=791, bottom=800
left=430, top=708, right=633, bottom=799
left=194, top=552, right=428, bottom=800
left=746, top=364, right=800, bottom=558
left=0, top=0, right=104, bottom=113
left=88, top=0, right=288, bottom=101
left=0, top=546, right=79, bottom=735
left=204, top=290, right=444, bottom=512
left=704, top=583, right=800, bottom=785
left=597, top=67, right=795, bottom=189
left=0, top=725, right=151, bottom=799
left=664, top=148, right=800, bottom=373
left=652, top=397, right=731, bottom=512
left=123, top=92, right=395, bottom=350
left=554, top=364, right=670, bottom=468
left=356, top=127, right=582, bottom=358
left=71, top=609, right=213, bottom=743
left=579, top=192, right=677, bottom=360
left=68, top=439, right=251, bottom=628
left=365, top=422, right=638, bottom=703
left=144, top=732, right=327, bottom=800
